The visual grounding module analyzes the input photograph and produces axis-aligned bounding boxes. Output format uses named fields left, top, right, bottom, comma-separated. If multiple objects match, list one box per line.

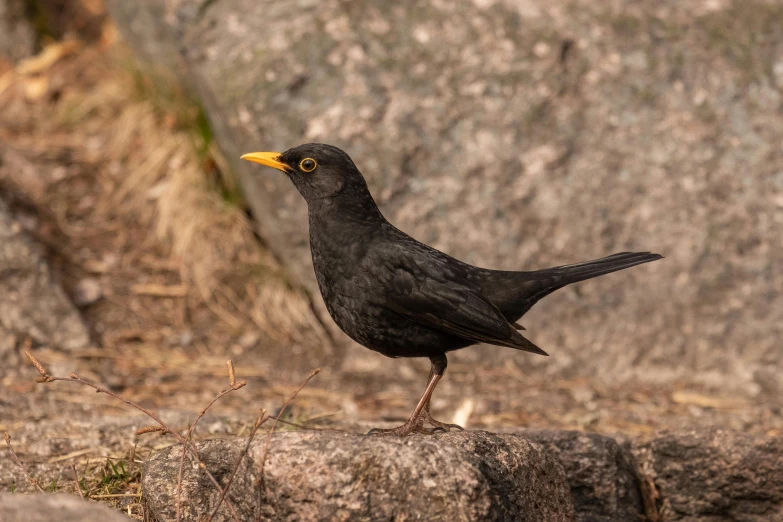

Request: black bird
left=242, top=144, right=662, bottom=436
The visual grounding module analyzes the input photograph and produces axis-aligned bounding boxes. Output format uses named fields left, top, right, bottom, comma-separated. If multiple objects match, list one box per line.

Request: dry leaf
left=671, top=390, right=747, bottom=410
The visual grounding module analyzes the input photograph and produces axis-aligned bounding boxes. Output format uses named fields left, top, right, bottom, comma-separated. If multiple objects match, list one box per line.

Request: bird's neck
left=308, top=184, right=387, bottom=229
left=307, top=190, right=386, bottom=274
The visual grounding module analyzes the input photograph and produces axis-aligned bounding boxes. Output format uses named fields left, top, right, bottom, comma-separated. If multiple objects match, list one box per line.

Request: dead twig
left=209, top=367, right=321, bottom=522
left=176, top=360, right=246, bottom=522
left=90, top=493, right=142, bottom=499
left=206, top=411, right=268, bottom=522
left=3, top=431, right=46, bottom=493
left=174, top=444, right=188, bottom=522
left=24, top=349, right=242, bottom=522
left=273, top=418, right=346, bottom=432
left=71, top=463, right=85, bottom=499
left=259, top=368, right=321, bottom=484
left=639, top=472, right=661, bottom=522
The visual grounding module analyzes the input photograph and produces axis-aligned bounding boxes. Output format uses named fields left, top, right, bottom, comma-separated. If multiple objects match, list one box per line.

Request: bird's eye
left=299, top=158, right=317, bottom=172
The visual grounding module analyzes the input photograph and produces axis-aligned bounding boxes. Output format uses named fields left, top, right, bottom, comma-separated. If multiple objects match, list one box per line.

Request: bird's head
left=241, top=143, right=371, bottom=204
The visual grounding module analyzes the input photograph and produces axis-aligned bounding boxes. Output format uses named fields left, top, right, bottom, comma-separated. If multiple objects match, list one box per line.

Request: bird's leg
left=417, top=357, right=464, bottom=432
left=367, top=355, right=448, bottom=436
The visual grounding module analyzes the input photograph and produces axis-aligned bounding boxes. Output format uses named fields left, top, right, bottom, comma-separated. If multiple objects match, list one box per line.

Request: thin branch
left=259, top=369, right=321, bottom=485
left=272, top=418, right=346, bottom=432
left=175, top=444, right=188, bottom=522
left=3, top=431, right=46, bottom=493
left=210, top=367, right=321, bottom=522
left=71, top=463, right=85, bottom=499
left=206, top=411, right=268, bottom=522
left=23, top=350, right=242, bottom=522
left=177, top=360, right=246, bottom=522
left=90, top=493, right=142, bottom=498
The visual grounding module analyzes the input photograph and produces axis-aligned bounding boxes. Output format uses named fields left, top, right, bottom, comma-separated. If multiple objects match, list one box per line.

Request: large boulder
left=525, top=430, right=645, bottom=522
left=4, top=418, right=782, bottom=521
left=0, top=494, right=134, bottom=522
left=106, top=0, right=783, bottom=393
left=634, top=429, right=783, bottom=521
left=142, top=430, right=574, bottom=522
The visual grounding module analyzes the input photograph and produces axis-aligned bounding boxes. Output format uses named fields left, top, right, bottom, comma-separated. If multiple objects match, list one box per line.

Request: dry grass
left=6, top=348, right=321, bottom=520
left=0, top=21, right=327, bottom=372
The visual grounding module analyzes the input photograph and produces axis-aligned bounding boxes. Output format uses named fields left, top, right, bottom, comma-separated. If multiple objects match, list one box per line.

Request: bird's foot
left=417, top=409, right=464, bottom=432
left=366, top=420, right=446, bottom=437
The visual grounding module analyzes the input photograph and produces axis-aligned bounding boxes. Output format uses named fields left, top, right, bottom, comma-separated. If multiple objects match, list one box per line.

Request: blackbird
left=242, top=143, right=662, bottom=436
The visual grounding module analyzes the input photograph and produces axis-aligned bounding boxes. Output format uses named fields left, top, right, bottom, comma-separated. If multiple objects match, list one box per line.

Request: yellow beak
left=240, top=152, right=291, bottom=172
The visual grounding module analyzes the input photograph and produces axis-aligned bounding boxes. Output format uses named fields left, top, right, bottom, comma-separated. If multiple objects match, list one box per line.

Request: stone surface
left=634, top=429, right=783, bottom=521
left=0, top=0, right=36, bottom=65
left=525, top=430, right=645, bottom=522
left=106, top=0, right=783, bottom=394
left=4, top=417, right=782, bottom=521
left=142, top=430, right=574, bottom=522
left=0, top=494, right=134, bottom=521
left=0, top=197, right=91, bottom=352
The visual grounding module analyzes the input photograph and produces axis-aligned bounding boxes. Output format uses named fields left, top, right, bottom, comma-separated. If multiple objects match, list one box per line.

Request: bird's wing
left=380, top=262, right=547, bottom=355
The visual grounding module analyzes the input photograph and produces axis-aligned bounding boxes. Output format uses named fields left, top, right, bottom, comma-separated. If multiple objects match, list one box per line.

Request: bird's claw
left=366, top=422, right=419, bottom=437
left=413, top=425, right=447, bottom=435
left=365, top=411, right=464, bottom=436
left=429, top=421, right=464, bottom=432
left=417, top=410, right=464, bottom=432
left=366, top=423, right=446, bottom=436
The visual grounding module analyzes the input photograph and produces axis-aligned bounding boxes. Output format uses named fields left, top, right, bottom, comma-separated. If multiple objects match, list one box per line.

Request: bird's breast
left=309, top=218, right=375, bottom=306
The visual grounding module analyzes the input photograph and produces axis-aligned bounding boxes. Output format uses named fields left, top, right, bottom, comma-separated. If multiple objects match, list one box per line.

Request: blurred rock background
left=1, top=0, right=782, bottom=516
left=104, top=0, right=783, bottom=393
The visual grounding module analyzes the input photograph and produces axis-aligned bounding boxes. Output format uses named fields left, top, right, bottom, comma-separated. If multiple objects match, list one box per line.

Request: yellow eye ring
left=299, top=158, right=317, bottom=172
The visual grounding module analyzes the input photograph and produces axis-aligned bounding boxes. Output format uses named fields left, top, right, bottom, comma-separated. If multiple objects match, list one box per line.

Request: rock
left=0, top=198, right=91, bottom=351
left=142, top=430, right=574, bottom=522
left=634, top=429, right=783, bottom=521
left=0, top=494, right=134, bottom=522
left=0, top=0, right=36, bottom=65
left=106, top=0, right=783, bottom=393
left=525, top=430, right=644, bottom=522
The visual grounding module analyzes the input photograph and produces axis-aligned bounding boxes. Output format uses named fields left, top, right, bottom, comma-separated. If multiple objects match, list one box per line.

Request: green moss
left=120, top=55, right=249, bottom=211
left=193, top=102, right=214, bottom=159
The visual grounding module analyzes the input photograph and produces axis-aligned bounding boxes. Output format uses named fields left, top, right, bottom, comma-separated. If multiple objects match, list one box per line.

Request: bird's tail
left=482, top=251, right=663, bottom=320
left=524, top=251, right=664, bottom=307
left=543, top=251, right=663, bottom=287
left=481, top=251, right=661, bottom=356
left=504, top=329, right=550, bottom=356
